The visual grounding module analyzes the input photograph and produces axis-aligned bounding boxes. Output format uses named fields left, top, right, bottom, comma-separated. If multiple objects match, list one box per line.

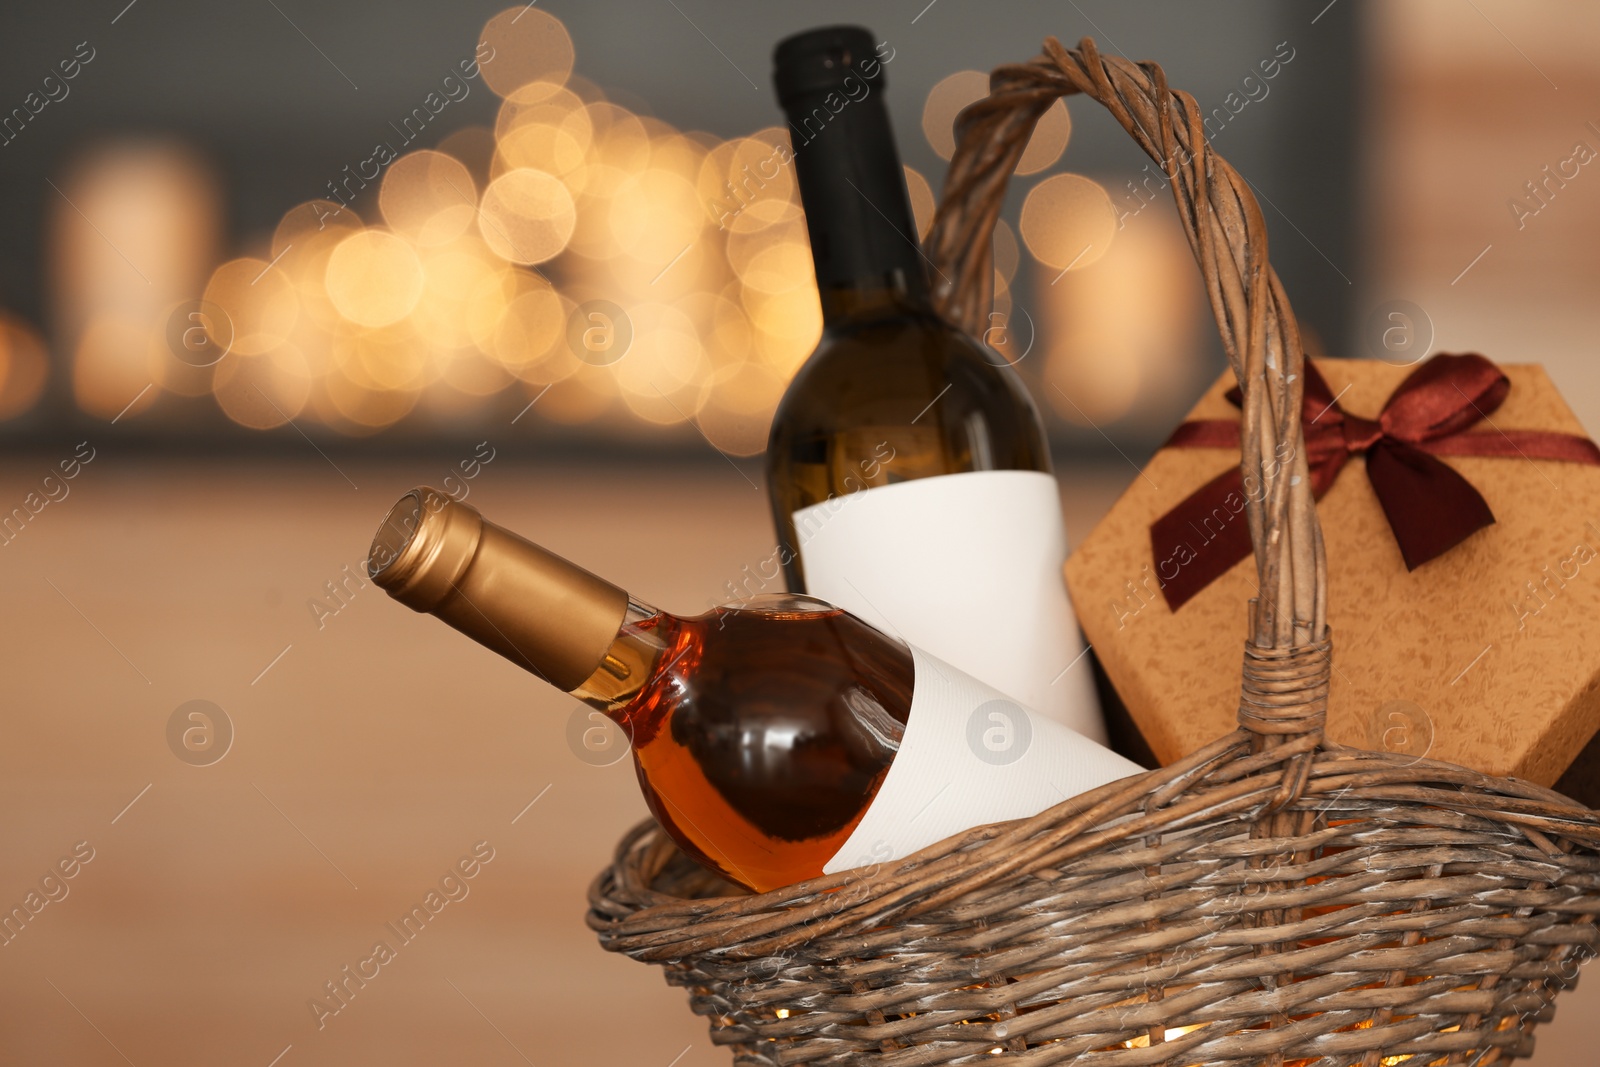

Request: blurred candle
left=50, top=139, right=220, bottom=419
left=1040, top=202, right=1205, bottom=428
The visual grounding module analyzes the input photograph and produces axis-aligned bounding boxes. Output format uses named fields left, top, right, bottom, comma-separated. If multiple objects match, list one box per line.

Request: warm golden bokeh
left=1020, top=173, right=1118, bottom=272
left=73, top=315, right=159, bottom=420
left=203, top=258, right=300, bottom=356
left=904, top=165, right=936, bottom=239
left=15, top=4, right=1119, bottom=449
left=213, top=341, right=312, bottom=429
left=609, top=167, right=703, bottom=266
left=0, top=313, right=50, bottom=420
left=993, top=218, right=1021, bottom=284
left=1041, top=205, right=1204, bottom=429
left=923, top=69, right=1070, bottom=174
left=477, top=6, right=575, bottom=98
left=380, top=150, right=479, bottom=246
left=1016, top=98, right=1072, bottom=175
left=479, top=168, right=578, bottom=264
left=325, top=230, right=426, bottom=327
left=922, top=70, right=991, bottom=160
left=490, top=285, right=575, bottom=383
left=696, top=359, right=787, bottom=456
left=51, top=140, right=220, bottom=419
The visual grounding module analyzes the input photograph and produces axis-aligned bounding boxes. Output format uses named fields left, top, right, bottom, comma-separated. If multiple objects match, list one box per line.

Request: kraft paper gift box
left=1066, top=354, right=1600, bottom=794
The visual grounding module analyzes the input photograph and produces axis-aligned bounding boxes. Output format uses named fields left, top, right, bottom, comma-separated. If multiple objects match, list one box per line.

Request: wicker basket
left=588, top=38, right=1600, bottom=1066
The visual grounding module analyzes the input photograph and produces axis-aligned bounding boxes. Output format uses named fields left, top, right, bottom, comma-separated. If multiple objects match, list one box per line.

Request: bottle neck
left=817, top=267, right=932, bottom=328
left=368, top=489, right=631, bottom=693
left=570, top=597, right=671, bottom=712
left=780, top=80, right=930, bottom=327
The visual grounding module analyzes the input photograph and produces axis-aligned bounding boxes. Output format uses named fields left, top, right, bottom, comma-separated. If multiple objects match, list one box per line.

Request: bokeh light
left=79, top=7, right=882, bottom=448
left=478, top=7, right=575, bottom=98
left=993, top=218, right=1021, bottom=284
left=436, top=126, right=497, bottom=184
left=923, top=70, right=1070, bottom=174
left=609, top=166, right=703, bottom=266
left=437, top=344, right=516, bottom=398
left=321, top=364, right=421, bottom=432
left=380, top=150, right=479, bottom=246
left=271, top=201, right=365, bottom=330
left=490, top=285, right=576, bottom=383
left=538, top=363, right=618, bottom=424
left=1016, top=99, right=1072, bottom=175
left=411, top=237, right=514, bottom=350
left=52, top=140, right=221, bottom=420
left=494, top=84, right=593, bottom=183
left=614, top=303, right=707, bottom=425
left=1041, top=205, right=1204, bottom=428
left=922, top=70, right=990, bottom=160
left=478, top=168, right=578, bottom=264
left=1019, top=173, right=1117, bottom=272
left=203, top=258, right=300, bottom=356
left=73, top=315, right=155, bottom=420
left=213, top=342, right=312, bottom=429
left=696, top=361, right=786, bottom=456
left=0, top=313, right=50, bottom=420
left=332, top=321, right=428, bottom=393
left=325, top=230, right=426, bottom=327
left=904, top=166, right=935, bottom=239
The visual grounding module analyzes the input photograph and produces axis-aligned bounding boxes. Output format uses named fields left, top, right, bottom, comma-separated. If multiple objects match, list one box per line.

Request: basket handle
left=926, top=37, right=1331, bottom=768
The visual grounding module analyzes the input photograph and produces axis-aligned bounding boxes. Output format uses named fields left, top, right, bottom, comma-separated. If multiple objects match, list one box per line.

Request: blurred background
left=1, top=1, right=1597, bottom=1064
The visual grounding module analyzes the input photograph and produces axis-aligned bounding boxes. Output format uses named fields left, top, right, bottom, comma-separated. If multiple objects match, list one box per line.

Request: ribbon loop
left=1380, top=352, right=1511, bottom=443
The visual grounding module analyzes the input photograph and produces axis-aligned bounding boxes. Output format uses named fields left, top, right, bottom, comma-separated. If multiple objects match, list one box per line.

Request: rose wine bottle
left=368, top=488, right=1138, bottom=892
left=767, top=26, right=1107, bottom=742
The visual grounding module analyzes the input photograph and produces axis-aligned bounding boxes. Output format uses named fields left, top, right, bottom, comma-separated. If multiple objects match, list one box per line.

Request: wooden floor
left=0, top=455, right=1592, bottom=1065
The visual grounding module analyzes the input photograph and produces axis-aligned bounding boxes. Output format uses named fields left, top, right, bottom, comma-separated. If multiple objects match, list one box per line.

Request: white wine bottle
left=368, top=488, right=1138, bottom=892
left=766, top=26, right=1107, bottom=741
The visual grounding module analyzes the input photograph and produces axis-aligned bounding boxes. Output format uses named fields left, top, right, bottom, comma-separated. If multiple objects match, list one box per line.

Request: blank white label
left=792, top=469, right=1105, bottom=741
left=825, top=646, right=1142, bottom=874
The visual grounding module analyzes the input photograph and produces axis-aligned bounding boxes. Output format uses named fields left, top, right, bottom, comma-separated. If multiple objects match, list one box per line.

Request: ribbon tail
left=1150, top=467, right=1256, bottom=611
left=1366, top=441, right=1495, bottom=570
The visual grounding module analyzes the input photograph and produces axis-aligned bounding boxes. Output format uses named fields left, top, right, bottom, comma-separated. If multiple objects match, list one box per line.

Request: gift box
left=1067, top=354, right=1600, bottom=791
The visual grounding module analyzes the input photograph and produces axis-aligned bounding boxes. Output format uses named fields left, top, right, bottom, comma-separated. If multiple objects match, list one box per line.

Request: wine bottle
left=368, top=488, right=1139, bottom=892
left=766, top=26, right=1107, bottom=742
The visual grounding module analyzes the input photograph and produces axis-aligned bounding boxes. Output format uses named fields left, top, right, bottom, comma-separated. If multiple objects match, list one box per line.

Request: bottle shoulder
left=777, top=312, right=1039, bottom=422
left=767, top=309, right=1050, bottom=473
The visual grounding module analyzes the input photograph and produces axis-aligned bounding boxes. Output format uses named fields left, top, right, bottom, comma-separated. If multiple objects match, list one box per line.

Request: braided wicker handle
left=926, top=38, right=1331, bottom=768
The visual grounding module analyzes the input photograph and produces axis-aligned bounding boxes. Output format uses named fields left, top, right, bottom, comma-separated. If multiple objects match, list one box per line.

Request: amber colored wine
left=767, top=26, right=1106, bottom=740
left=366, top=487, right=913, bottom=891
left=367, top=488, right=1139, bottom=893
left=575, top=597, right=913, bottom=891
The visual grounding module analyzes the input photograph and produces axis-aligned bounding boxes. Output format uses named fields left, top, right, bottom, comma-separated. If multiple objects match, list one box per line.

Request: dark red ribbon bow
left=1150, top=353, right=1600, bottom=612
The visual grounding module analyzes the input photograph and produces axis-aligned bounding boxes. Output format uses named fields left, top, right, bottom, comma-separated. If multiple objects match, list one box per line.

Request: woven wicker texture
left=589, top=38, right=1600, bottom=1066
